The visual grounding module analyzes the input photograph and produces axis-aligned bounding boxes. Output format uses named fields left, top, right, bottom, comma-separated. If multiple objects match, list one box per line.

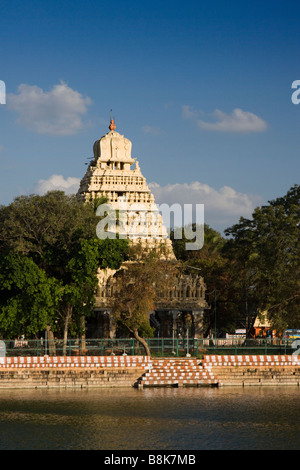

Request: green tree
left=112, top=244, right=178, bottom=355
left=0, top=191, right=97, bottom=270
left=224, top=184, right=300, bottom=333
left=0, top=254, right=60, bottom=338
left=0, top=191, right=129, bottom=343
left=57, top=238, right=129, bottom=354
left=171, top=224, right=241, bottom=335
left=96, top=238, right=129, bottom=270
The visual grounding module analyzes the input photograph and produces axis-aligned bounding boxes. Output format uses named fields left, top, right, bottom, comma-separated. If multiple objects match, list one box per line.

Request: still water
left=0, top=386, right=299, bottom=450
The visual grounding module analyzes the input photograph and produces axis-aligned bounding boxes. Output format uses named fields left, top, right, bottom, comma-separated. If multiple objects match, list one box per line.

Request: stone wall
left=1, top=355, right=299, bottom=389
left=203, top=355, right=300, bottom=386
left=0, top=355, right=150, bottom=389
left=0, top=368, right=146, bottom=389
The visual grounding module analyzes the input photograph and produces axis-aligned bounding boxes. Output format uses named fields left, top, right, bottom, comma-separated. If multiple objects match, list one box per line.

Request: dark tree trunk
left=132, top=328, right=151, bottom=357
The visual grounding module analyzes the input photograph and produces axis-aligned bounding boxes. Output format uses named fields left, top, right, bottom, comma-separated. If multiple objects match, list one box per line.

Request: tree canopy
left=0, top=184, right=298, bottom=342
left=171, top=224, right=241, bottom=336
left=0, top=254, right=59, bottom=337
left=0, top=191, right=129, bottom=341
left=171, top=185, right=300, bottom=336
left=224, top=184, right=300, bottom=332
left=112, top=244, right=179, bottom=355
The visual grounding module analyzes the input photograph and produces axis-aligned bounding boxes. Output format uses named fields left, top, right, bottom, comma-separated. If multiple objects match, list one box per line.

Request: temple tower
left=77, top=120, right=208, bottom=339
left=77, top=119, right=174, bottom=257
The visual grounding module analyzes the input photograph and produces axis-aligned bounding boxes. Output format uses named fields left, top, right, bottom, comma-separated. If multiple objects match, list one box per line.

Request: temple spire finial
left=109, top=109, right=116, bottom=131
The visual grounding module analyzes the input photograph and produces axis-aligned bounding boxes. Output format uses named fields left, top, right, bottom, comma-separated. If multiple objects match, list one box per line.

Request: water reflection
left=0, top=387, right=299, bottom=450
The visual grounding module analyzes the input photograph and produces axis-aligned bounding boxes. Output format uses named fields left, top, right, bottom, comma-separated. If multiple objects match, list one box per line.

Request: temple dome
left=93, top=120, right=134, bottom=163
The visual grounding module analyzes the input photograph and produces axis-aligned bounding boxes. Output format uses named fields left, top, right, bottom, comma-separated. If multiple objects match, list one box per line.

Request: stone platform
left=0, top=355, right=150, bottom=389
left=203, top=355, right=300, bottom=386
left=139, top=357, right=218, bottom=387
left=0, top=355, right=300, bottom=388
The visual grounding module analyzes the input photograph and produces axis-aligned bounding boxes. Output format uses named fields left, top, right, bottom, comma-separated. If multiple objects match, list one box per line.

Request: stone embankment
left=203, top=354, right=300, bottom=386
left=0, top=355, right=150, bottom=389
left=138, top=355, right=300, bottom=387
left=139, top=357, right=218, bottom=387
left=0, top=354, right=300, bottom=388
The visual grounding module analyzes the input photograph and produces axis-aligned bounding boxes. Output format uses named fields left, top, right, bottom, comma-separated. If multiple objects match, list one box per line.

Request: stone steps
left=204, top=354, right=300, bottom=367
left=0, top=355, right=151, bottom=368
left=2, top=355, right=300, bottom=388
left=203, top=355, right=300, bottom=386
left=139, top=358, right=218, bottom=387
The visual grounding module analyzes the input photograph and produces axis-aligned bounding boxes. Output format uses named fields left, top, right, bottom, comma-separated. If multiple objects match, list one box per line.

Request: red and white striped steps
left=202, top=355, right=300, bottom=387
left=0, top=355, right=151, bottom=369
left=203, top=355, right=300, bottom=367
left=140, top=358, right=219, bottom=387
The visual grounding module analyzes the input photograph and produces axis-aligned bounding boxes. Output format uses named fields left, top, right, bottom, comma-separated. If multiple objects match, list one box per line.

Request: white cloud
left=149, top=181, right=263, bottom=232
left=182, top=105, right=199, bottom=120
left=198, top=108, right=267, bottom=133
left=35, top=174, right=81, bottom=195
left=183, top=105, right=267, bottom=133
left=34, top=175, right=263, bottom=233
left=142, top=125, right=162, bottom=135
left=7, top=81, right=91, bottom=135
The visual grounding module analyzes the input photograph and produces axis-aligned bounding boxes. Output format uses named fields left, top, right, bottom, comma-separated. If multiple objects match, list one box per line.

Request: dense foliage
left=112, top=244, right=179, bottom=355
left=171, top=185, right=300, bottom=336
left=0, top=184, right=299, bottom=342
left=224, top=184, right=300, bottom=332
left=0, top=191, right=129, bottom=343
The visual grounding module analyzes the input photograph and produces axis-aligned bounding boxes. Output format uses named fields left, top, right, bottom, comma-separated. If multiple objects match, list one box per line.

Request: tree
left=0, top=191, right=99, bottom=342
left=57, top=238, right=129, bottom=354
left=0, top=191, right=97, bottom=270
left=55, top=239, right=101, bottom=354
left=0, top=191, right=129, bottom=343
left=171, top=224, right=241, bottom=335
left=0, top=254, right=60, bottom=338
left=96, top=238, right=129, bottom=270
left=112, top=244, right=179, bottom=356
left=224, top=185, right=300, bottom=333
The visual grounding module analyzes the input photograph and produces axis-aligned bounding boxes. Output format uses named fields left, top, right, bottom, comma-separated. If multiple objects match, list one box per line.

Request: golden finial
left=109, top=109, right=116, bottom=131
left=109, top=118, right=116, bottom=131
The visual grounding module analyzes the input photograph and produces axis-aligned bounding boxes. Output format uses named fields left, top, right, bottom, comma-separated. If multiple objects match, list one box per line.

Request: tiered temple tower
left=77, top=119, right=174, bottom=257
left=77, top=120, right=208, bottom=339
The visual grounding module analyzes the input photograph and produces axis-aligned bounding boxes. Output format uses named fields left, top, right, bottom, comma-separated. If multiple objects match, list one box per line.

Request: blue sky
left=0, top=0, right=299, bottom=234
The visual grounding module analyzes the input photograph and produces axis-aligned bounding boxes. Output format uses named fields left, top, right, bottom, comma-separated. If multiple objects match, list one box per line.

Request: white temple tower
left=77, top=119, right=174, bottom=257
left=77, top=119, right=208, bottom=339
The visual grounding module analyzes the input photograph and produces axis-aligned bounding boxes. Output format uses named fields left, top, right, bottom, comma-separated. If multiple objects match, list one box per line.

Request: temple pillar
left=108, top=311, right=117, bottom=339
left=156, top=310, right=173, bottom=337
left=170, top=310, right=180, bottom=339
left=192, top=309, right=205, bottom=338
left=46, top=326, right=56, bottom=356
